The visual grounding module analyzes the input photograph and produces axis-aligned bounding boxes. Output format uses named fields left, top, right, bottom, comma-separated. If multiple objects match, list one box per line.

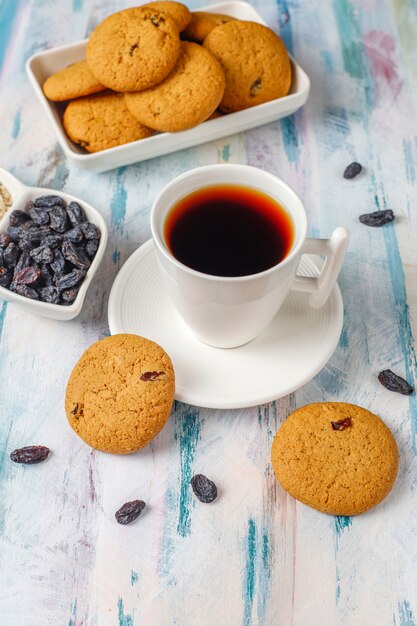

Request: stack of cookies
left=42, top=2, right=292, bottom=153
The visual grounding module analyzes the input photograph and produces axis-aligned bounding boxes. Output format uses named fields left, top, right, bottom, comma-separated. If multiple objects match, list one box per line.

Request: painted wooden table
left=1, top=1, right=417, bottom=624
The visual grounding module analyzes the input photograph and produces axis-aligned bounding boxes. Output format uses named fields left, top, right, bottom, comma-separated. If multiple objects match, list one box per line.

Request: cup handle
left=292, top=227, right=349, bottom=308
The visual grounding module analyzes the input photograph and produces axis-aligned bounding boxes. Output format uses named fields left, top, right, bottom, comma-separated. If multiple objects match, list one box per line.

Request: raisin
left=343, top=162, right=362, bottom=179
left=30, top=245, right=54, bottom=264
left=67, top=201, right=85, bottom=225
left=7, top=226, right=24, bottom=241
left=0, top=267, right=12, bottom=287
left=129, top=43, right=138, bottom=56
left=85, top=239, right=99, bottom=258
left=14, top=250, right=30, bottom=274
left=4, top=243, right=19, bottom=268
left=40, top=264, right=53, bottom=286
left=0, top=233, right=11, bottom=248
left=13, top=265, right=41, bottom=286
left=331, top=417, right=352, bottom=431
left=49, top=206, right=69, bottom=233
left=140, top=371, right=165, bottom=381
left=71, top=403, right=83, bottom=418
left=250, top=78, right=262, bottom=96
left=40, top=285, right=60, bottom=303
left=34, top=195, right=65, bottom=209
left=71, top=403, right=79, bottom=415
left=150, top=14, right=164, bottom=26
left=115, top=500, right=146, bottom=525
left=378, top=369, right=414, bottom=395
left=50, top=248, right=67, bottom=274
left=80, top=222, right=100, bottom=240
left=10, top=445, right=50, bottom=464
left=64, top=226, right=83, bottom=244
left=14, top=284, right=39, bottom=299
left=190, top=474, right=218, bottom=503
left=0, top=250, right=3, bottom=266
left=62, top=241, right=90, bottom=270
left=29, top=206, right=50, bottom=225
left=359, top=210, right=395, bottom=227
left=9, top=209, right=31, bottom=227
left=41, top=232, right=63, bottom=249
left=61, top=288, right=79, bottom=303
left=57, top=269, right=86, bottom=290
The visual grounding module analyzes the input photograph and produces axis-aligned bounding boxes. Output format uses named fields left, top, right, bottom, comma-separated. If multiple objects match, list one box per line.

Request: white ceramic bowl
left=0, top=167, right=108, bottom=320
left=25, top=0, right=310, bottom=173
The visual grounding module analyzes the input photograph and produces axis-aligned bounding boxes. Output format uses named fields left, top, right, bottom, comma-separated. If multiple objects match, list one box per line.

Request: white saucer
left=108, top=240, right=343, bottom=409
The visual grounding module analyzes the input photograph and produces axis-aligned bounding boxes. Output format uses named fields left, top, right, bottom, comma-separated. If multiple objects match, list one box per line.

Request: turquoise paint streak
left=334, top=515, right=352, bottom=536
left=73, top=0, right=84, bottom=11
left=383, top=225, right=417, bottom=453
left=243, top=518, right=257, bottom=626
left=333, top=0, right=365, bottom=79
left=256, top=531, right=271, bottom=624
left=280, top=115, right=301, bottom=164
left=0, top=0, right=23, bottom=72
left=175, top=405, right=201, bottom=537
left=276, top=0, right=293, bottom=54
left=0, top=301, right=7, bottom=339
left=403, top=139, right=416, bottom=183
left=222, top=144, right=230, bottom=162
left=118, top=598, right=133, bottom=626
left=111, top=167, right=128, bottom=232
left=398, top=600, right=416, bottom=626
left=113, top=249, right=121, bottom=265
left=131, top=570, right=139, bottom=586
left=11, top=109, right=21, bottom=138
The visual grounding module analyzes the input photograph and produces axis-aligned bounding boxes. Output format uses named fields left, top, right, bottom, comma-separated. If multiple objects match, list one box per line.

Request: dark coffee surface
left=165, top=184, right=294, bottom=277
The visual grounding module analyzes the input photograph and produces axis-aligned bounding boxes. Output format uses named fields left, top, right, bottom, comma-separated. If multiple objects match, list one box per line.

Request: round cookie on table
left=63, top=91, right=152, bottom=152
left=271, top=402, right=399, bottom=516
left=124, top=41, right=225, bottom=132
left=182, top=11, right=236, bottom=43
left=143, top=1, right=191, bottom=31
left=65, top=334, right=175, bottom=454
left=204, top=20, right=292, bottom=112
left=86, top=6, right=180, bottom=92
left=42, top=60, right=105, bottom=101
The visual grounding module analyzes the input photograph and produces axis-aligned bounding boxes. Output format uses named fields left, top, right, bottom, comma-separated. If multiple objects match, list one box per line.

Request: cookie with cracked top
left=86, top=6, right=180, bottom=92
left=204, top=20, right=292, bottom=112
left=65, top=334, right=175, bottom=453
left=271, top=402, right=398, bottom=516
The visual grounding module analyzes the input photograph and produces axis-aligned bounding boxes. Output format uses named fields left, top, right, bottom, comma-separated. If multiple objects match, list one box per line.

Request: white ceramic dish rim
left=25, top=0, right=310, bottom=169
left=108, top=239, right=344, bottom=409
left=0, top=167, right=108, bottom=319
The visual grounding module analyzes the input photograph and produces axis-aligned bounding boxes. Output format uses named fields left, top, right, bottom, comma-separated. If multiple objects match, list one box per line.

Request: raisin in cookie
left=65, top=334, right=175, bottom=454
left=271, top=402, right=399, bottom=516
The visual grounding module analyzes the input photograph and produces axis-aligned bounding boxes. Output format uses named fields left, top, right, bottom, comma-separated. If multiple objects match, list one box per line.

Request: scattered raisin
left=343, top=162, right=362, bottom=179
left=331, top=417, right=352, bottom=431
left=50, top=248, right=67, bottom=274
left=359, top=210, right=394, bottom=227
left=10, top=445, right=50, bottom=464
left=64, top=226, right=83, bottom=244
left=140, top=371, right=165, bottom=381
left=41, top=232, right=63, bottom=249
left=62, top=288, right=79, bottom=303
left=190, top=474, right=218, bottom=503
left=14, top=250, right=31, bottom=274
left=0, top=267, right=12, bottom=288
left=85, top=239, right=99, bottom=257
left=9, top=209, right=30, bottom=227
left=115, top=500, right=146, bottom=525
left=378, top=369, right=414, bottom=395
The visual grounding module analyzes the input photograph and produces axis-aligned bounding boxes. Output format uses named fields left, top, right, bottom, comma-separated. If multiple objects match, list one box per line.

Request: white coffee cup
left=151, top=164, right=349, bottom=349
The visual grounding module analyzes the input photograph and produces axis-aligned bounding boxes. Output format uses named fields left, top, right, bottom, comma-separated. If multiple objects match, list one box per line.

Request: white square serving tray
left=26, top=1, right=310, bottom=173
